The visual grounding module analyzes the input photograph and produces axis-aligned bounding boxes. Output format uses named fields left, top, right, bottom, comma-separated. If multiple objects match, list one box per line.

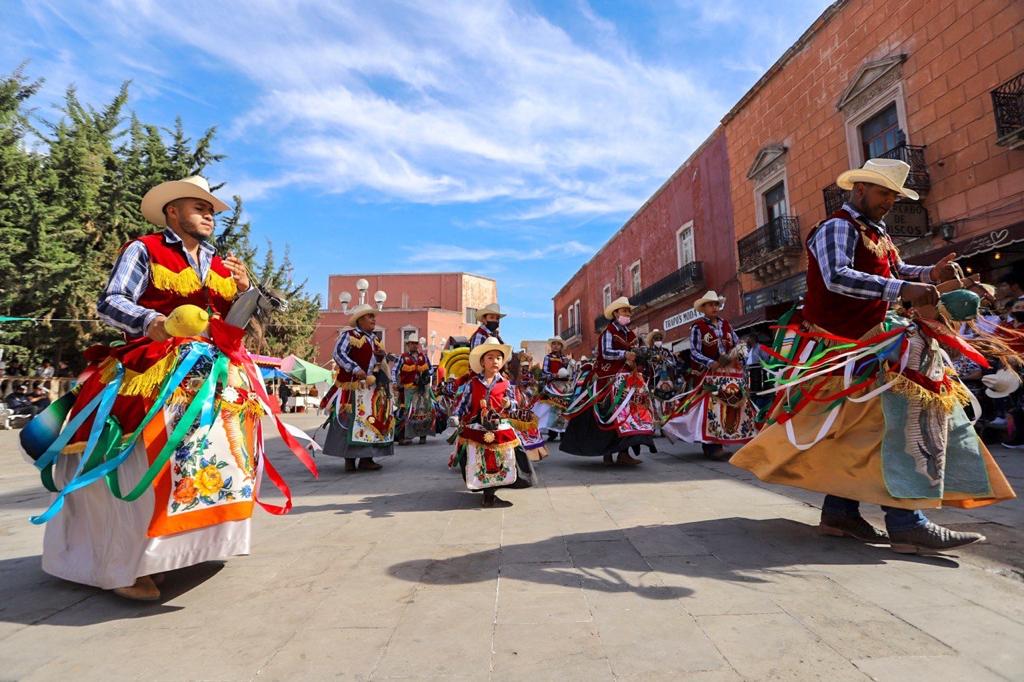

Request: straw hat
left=548, top=337, right=564, bottom=347
left=693, top=291, right=726, bottom=311
left=348, top=304, right=375, bottom=326
left=836, top=158, right=920, bottom=201
left=604, top=296, right=632, bottom=320
left=982, top=368, right=1021, bottom=399
left=645, top=329, right=664, bottom=345
left=140, top=176, right=230, bottom=227
left=469, top=337, right=512, bottom=373
left=475, top=303, right=507, bottom=322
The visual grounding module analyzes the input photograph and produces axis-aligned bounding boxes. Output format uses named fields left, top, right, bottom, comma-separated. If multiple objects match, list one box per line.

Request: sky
left=2, top=0, right=834, bottom=347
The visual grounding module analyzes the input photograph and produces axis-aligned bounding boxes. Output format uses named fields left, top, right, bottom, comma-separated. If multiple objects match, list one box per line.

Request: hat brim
left=604, top=297, right=633, bottom=320
left=140, top=180, right=231, bottom=227
left=693, top=297, right=725, bottom=311
left=475, top=310, right=508, bottom=322
left=348, top=305, right=376, bottom=326
left=836, top=170, right=919, bottom=201
left=468, top=342, right=512, bottom=373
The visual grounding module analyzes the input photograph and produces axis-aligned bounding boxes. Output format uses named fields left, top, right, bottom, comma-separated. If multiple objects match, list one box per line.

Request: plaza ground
left=0, top=414, right=1022, bottom=681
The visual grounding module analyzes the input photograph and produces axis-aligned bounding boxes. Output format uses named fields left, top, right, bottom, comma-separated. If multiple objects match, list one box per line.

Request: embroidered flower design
left=194, top=465, right=224, bottom=496
left=173, top=477, right=198, bottom=505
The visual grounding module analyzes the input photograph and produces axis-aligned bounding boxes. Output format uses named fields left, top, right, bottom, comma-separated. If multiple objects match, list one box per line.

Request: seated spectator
left=36, top=360, right=55, bottom=379
left=7, top=359, right=24, bottom=377
left=29, top=384, right=51, bottom=411
left=55, top=360, right=73, bottom=377
left=5, top=385, right=39, bottom=417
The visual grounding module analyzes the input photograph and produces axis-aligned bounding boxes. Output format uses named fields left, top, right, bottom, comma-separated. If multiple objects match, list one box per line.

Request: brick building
left=313, top=273, right=497, bottom=365
left=551, top=128, right=739, bottom=355
left=726, top=0, right=1024, bottom=322
left=552, top=0, right=1024, bottom=344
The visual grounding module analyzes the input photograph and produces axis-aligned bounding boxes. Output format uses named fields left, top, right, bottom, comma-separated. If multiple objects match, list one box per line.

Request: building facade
left=725, top=0, right=1024, bottom=322
left=313, top=272, right=497, bottom=365
left=551, top=128, right=739, bottom=354
left=552, top=0, right=1024, bottom=344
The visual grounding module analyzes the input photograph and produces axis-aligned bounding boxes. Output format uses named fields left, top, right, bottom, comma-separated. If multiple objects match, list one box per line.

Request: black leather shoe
left=889, top=522, right=985, bottom=554
left=819, top=514, right=889, bottom=543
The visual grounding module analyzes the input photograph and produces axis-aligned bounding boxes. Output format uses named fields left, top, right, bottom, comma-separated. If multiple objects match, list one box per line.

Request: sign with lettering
left=885, top=201, right=930, bottom=239
left=664, top=308, right=700, bottom=331
left=743, top=274, right=807, bottom=313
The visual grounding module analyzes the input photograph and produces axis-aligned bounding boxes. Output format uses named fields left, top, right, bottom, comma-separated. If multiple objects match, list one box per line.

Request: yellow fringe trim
left=886, top=371, right=972, bottom=412
left=349, top=335, right=367, bottom=349
left=98, top=353, right=179, bottom=398
left=151, top=263, right=237, bottom=300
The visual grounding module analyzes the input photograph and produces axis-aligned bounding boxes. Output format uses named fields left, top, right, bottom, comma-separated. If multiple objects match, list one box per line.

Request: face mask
left=485, top=320, right=500, bottom=332
left=616, top=315, right=631, bottom=326
left=654, top=341, right=663, bottom=348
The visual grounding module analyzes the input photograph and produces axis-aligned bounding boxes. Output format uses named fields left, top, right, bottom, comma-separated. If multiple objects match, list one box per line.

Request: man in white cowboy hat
left=560, top=296, right=656, bottom=466
left=41, top=176, right=258, bottom=601
left=393, top=333, right=433, bottom=445
left=469, top=303, right=507, bottom=349
left=98, top=175, right=249, bottom=341
left=686, top=290, right=741, bottom=459
left=323, top=304, right=395, bottom=471
left=731, top=158, right=995, bottom=555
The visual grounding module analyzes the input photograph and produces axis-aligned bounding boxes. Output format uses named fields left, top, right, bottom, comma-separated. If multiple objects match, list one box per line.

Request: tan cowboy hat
left=348, top=304, right=375, bottom=326
left=140, top=175, right=230, bottom=227
left=693, top=290, right=726, bottom=311
left=645, top=329, right=664, bottom=345
left=548, top=337, right=564, bottom=347
left=604, top=296, right=632, bottom=320
left=836, top=158, right=920, bottom=201
left=404, top=333, right=420, bottom=345
left=469, top=337, right=512, bottom=373
left=982, top=368, right=1021, bottom=399
left=475, top=303, right=507, bottom=322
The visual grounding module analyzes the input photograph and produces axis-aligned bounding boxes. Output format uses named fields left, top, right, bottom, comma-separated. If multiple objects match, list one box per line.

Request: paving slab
left=0, top=416, right=1022, bottom=680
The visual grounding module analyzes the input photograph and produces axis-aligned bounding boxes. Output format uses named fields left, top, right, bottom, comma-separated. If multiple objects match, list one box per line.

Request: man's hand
left=709, top=361, right=720, bottom=371
left=901, top=282, right=940, bottom=307
left=146, top=315, right=171, bottom=342
left=223, top=253, right=250, bottom=291
left=929, top=252, right=958, bottom=283
left=625, top=351, right=637, bottom=364
left=354, top=369, right=367, bottom=380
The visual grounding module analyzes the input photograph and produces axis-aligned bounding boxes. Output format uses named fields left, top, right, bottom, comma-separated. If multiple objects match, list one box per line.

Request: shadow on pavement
left=290, top=489, right=479, bottom=517
left=385, top=517, right=960, bottom=599
left=0, top=558, right=225, bottom=625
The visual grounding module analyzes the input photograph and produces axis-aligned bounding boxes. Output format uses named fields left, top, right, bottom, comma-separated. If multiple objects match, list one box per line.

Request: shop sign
left=886, top=202, right=930, bottom=239
left=664, top=308, right=700, bottom=331
left=743, top=274, right=807, bottom=313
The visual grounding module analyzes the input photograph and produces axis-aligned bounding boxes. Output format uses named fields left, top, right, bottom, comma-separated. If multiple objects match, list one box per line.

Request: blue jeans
left=822, top=495, right=928, bottom=533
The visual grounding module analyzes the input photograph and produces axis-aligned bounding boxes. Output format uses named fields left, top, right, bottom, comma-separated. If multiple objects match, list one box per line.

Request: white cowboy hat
left=982, top=368, right=1021, bottom=399
left=836, top=158, right=920, bottom=201
left=348, top=303, right=375, bottom=326
left=469, top=337, right=512, bottom=373
left=403, top=334, right=420, bottom=344
left=645, top=329, right=664, bottom=346
left=140, top=175, right=230, bottom=227
left=548, top=337, right=564, bottom=346
left=475, top=303, right=507, bottom=322
left=604, top=296, right=632, bottom=320
left=693, top=290, right=726, bottom=311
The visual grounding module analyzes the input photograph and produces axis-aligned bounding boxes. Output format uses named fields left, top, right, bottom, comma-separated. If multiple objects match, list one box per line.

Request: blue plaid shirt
left=96, top=228, right=220, bottom=336
left=808, top=202, right=932, bottom=302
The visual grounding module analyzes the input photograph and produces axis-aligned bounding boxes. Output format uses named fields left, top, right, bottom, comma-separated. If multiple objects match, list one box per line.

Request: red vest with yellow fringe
left=397, top=351, right=430, bottom=387
left=133, top=233, right=237, bottom=325
left=335, top=330, right=380, bottom=383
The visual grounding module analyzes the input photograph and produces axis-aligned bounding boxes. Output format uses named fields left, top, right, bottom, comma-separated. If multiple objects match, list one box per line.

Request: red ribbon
left=916, top=320, right=990, bottom=369
left=210, top=319, right=319, bottom=515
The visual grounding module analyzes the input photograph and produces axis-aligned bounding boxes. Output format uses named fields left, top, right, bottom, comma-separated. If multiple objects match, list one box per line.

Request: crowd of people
left=13, top=159, right=1020, bottom=604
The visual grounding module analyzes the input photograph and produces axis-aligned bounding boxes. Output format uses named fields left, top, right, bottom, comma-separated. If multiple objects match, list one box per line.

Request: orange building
left=313, top=272, right=498, bottom=365
left=724, top=0, right=1024, bottom=321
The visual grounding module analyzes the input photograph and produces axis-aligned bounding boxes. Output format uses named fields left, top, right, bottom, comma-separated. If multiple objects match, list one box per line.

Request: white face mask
left=616, top=315, right=631, bottom=326
left=654, top=341, right=663, bottom=348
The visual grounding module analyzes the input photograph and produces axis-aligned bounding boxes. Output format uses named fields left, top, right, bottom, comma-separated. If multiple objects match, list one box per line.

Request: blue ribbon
left=30, top=343, right=212, bottom=524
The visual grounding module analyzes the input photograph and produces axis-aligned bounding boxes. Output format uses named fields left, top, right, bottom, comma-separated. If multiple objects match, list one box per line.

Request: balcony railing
left=559, top=325, right=580, bottom=341
left=993, top=71, right=1024, bottom=148
left=738, top=216, right=801, bottom=273
left=630, top=261, right=704, bottom=309
left=877, top=143, right=930, bottom=195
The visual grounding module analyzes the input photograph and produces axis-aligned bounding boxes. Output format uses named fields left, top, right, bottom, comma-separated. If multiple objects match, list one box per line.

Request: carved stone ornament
left=746, top=144, right=787, bottom=182
left=837, top=54, right=907, bottom=115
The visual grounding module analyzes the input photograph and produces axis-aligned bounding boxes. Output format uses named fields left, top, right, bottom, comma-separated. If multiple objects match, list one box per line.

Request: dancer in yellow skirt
left=731, top=159, right=1015, bottom=554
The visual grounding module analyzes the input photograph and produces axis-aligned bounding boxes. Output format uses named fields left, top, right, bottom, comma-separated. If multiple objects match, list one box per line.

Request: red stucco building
left=552, top=0, right=1024, bottom=346
left=313, top=272, right=497, bottom=365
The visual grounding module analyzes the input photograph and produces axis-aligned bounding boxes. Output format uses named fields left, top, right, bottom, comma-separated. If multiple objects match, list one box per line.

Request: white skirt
left=41, top=440, right=250, bottom=590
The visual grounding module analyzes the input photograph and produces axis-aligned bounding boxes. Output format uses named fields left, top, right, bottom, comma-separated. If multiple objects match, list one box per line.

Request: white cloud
left=24, top=0, right=731, bottom=219
left=404, top=240, right=594, bottom=265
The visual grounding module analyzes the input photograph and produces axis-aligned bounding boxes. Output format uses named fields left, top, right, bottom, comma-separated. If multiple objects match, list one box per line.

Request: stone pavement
left=1, top=414, right=1023, bottom=681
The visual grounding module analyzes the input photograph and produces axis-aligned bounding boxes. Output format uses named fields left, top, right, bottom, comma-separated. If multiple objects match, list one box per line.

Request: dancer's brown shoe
left=616, top=452, right=641, bottom=466
left=818, top=514, right=888, bottom=543
left=344, top=458, right=357, bottom=472
left=889, top=522, right=985, bottom=554
left=112, top=576, right=161, bottom=601
left=358, top=458, right=383, bottom=471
